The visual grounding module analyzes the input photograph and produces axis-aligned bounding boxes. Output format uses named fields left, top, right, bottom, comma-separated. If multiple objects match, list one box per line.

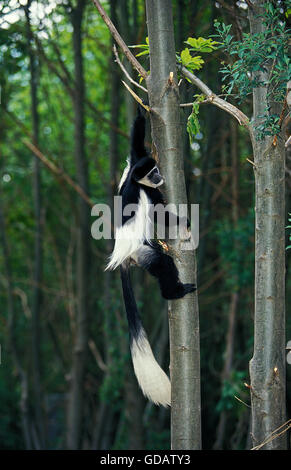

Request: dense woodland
left=0, top=0, right=290, bottom=450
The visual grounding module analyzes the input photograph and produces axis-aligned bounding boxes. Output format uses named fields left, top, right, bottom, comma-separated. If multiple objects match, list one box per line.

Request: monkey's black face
left=142, top=166, right=164, bottom=188
left=132, top=157, right=164, bottom=188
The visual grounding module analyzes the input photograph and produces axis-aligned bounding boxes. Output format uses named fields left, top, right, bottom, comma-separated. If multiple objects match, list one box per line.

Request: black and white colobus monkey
left=105, top=107, right=195, bottom=406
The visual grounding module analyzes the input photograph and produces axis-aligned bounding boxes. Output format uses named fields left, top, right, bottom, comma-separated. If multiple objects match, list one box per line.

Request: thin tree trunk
left=91, top=0, right=121, bottom=451
left=24, top=2, right=45, bottom=449
left=67, top=0, right=90, bottom=449
left=214, top=120, right=239, bottom=449
left=145, top=0, right=201, bottom=450
left=0, top=202, right=32, bottom=449
left=248, top=1, right=286, bottom=450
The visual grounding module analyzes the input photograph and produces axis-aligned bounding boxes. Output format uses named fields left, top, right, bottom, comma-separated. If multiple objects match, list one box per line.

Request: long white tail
left=131, top=329, right=171, bottom=406
left=120, top=265, right=171, bottom=407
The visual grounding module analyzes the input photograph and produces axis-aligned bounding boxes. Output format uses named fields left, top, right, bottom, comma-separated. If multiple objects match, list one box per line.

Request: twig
left=180, top=102, right=195, bottom=108
left=234, top=395, right=251, bottom=408
left=23, top=139, right=94, bottom=207
left=121, top=81, right=150, bottom=111
left=251, top=419, right=291, bottom=450
left=246, top=158, right=256, bottom=167
left=91, top=0, right=147, bottom=79
left=113, top=45, right=147, bottom=94
left=88, top=339, right=108, bottom=372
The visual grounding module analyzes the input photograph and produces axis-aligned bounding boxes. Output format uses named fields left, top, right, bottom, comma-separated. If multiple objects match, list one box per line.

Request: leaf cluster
left=186, top=94, right=206, bottom=142
left=177, top=36, right=219, bottom=74
left=213, top=2, right=290, bottom=139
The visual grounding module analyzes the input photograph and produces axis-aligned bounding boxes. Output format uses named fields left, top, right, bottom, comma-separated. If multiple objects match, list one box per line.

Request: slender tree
left=145, top=0, right=201, bottom=450
left=248, top=0, right=286, bottom=450
left=214, top=119, right=239, bottom=449
left=24, top=1, right=45, bottom=449
left=180, top=0, right=288, bottom=448
left=92, top=0, right=201, bottom=450
left=66, top=0, right=90, bottom=450
left=0, top=200, right=32, bottom=449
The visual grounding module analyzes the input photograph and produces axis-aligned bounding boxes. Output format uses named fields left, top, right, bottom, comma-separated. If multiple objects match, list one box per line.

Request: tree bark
left=248, top=0, right=286, bottom=450
left=145, top=0, right=201, bottom=450
left=66, top=0, right=90, bottom=450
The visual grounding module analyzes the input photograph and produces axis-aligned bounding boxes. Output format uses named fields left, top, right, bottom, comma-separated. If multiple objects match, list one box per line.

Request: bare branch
left=121, top=81, right=150, bottom=111
left=91, top=0, right=147, bottom=79
left=23, top=139, right=94, bottom=207
left=88, top=339, right=108, bottom=372
left=113, top=44, right=148, bottom=93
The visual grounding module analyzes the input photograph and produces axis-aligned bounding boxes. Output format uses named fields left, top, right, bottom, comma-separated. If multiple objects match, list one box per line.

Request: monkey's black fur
left=118, top=106, right=195, bottom=300
left=107, top=106, right=195, bottom=406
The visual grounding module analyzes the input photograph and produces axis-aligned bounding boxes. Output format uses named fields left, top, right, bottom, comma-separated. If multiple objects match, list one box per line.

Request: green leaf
left=180, top=48, right=204, bottom=71
left=180, top=48, right=192, bottom=65
left=136, top=50, right=149, bottom=57
left=184, top=36, right=219, bottom=53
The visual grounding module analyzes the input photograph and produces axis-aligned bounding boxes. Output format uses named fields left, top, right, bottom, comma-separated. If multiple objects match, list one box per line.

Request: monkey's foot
left=162, top=282, right=196, bottom=300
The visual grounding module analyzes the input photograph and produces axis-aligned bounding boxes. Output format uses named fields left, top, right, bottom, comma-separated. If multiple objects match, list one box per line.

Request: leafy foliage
left=213, top=2, right=290, bottom=139
left=178, top=37, right=218, bottom=142
left=180, top=48, right=204, bottom=71
left=186, top=94, right=205, bottom=142
left=177, top=36, right=218, bottom=74
left=130, top=35, right=218, bottom=79
left=184, top=36, right=219, bottom=53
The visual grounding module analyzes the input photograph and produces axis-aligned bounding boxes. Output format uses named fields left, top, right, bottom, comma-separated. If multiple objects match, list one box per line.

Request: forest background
left=0, top=0, right=290, bottom=450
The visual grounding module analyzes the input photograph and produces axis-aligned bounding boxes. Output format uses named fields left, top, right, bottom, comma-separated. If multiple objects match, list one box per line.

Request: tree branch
left=181, top=66, right=252, bottom=134
left=91, top=0, right=147, bottom=79
left=121, top=80, right=150, bottom=111
left=113, top=44, right=148, bottom=93
left=23, top=139, right=94, bottom=207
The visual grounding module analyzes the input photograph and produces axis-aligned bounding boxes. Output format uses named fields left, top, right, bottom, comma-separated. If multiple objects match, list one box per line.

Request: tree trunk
left=24, top=3, right=45, bottom=449
left=67, top=0, right=90, bottom=449
left=214, top=119, right=239, bottom=450
left=0, top=202, right=32, bottom=449
left=145, top=0, right=201, bottom=450
left=248, top=0, right=286, bottom=450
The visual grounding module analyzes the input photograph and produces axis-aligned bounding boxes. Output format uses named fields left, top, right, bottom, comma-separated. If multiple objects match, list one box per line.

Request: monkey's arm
left=150, top=189, right=191, bottom=239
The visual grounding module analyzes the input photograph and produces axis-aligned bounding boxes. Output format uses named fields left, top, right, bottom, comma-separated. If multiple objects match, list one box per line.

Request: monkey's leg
left=133, top=244, right=195, bottom=300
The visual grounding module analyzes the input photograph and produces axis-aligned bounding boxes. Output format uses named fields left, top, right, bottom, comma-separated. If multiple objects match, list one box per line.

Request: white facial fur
left=138, top=166, right=164, bottom=188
